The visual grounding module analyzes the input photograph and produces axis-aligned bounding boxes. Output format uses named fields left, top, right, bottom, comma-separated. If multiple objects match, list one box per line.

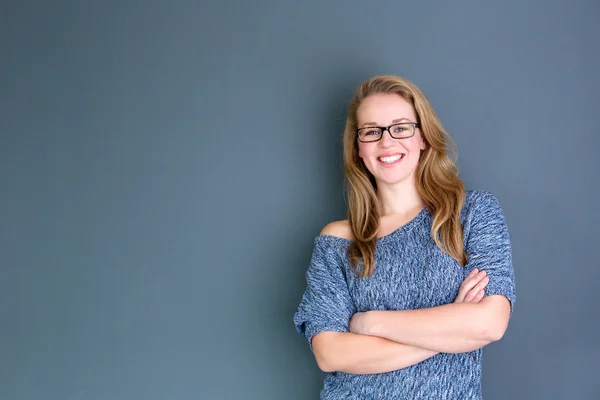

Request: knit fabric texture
left=293, top=190, right=516, bottom=399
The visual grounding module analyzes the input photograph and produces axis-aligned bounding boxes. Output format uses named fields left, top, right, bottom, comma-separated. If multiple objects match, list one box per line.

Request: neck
left=375, top=175, right=425, bottom=216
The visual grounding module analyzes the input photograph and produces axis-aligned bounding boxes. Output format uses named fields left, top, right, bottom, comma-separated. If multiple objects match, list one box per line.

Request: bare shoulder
left=319, top=219, right=354, bottom=240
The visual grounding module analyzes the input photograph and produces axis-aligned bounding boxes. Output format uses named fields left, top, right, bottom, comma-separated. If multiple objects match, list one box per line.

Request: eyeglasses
left=357, top=122, right=420, bottom=143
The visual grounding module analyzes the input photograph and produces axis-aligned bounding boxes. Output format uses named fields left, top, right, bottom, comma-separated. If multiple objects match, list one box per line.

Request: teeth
left=379, top=154, right=403, bottom=163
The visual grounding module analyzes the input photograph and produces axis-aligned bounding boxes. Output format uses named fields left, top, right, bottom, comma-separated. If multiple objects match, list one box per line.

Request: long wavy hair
left=344, top=75, right=466, bottom=277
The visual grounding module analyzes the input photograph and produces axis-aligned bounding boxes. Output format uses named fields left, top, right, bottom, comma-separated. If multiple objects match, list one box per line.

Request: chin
left=374, top=175, right=413, bottom=186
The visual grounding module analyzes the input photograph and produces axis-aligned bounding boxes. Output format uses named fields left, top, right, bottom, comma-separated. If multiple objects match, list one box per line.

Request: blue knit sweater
left=293, top=190, right=516, bottom=399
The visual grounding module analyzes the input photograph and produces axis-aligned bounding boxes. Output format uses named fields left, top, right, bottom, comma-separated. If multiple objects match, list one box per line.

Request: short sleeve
left=293, top=236, right=356, bottom=351
left=463, top=191, right=516, bottom=315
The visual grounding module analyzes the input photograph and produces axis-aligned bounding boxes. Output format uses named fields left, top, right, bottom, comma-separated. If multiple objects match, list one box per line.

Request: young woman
left=293, top=75, right=516, bottom=399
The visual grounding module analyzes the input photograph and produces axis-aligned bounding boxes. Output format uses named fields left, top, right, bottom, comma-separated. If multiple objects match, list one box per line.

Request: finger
left=464, top=288, right=476, bottom=302
left=459, top=270, right=487, bottom=294
left=473, top=289, right=485, bottom=302
left=456, top=270, right=485, bottom=302
left=466, top=268, right=479, bottom=279
left=472, top=276, right=490, bottom=293
left=454, top=290, right=464, bottom=303
left=465, top=276, right=489, bottom=301
left=464, top=276, right=489, bottom=302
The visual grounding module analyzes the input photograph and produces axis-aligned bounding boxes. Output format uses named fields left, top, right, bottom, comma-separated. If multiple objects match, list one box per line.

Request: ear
left=419, top=131, right=427, bottom=150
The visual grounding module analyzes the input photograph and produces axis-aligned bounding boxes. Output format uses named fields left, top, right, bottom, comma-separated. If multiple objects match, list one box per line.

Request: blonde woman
left=294, top=75, right=516, bottom=399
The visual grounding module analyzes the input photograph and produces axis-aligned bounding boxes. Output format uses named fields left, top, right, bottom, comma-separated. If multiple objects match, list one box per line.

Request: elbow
left=311, top=332, right=342, bottom=373
left=481, top=318, right=509, bottom=343
left=459, top=322, right=505, bottom=352
left=314, top=352, right=335, bottom=373
left=480, top=328, right=502, bottom=344
left=478, top=296, right=511, bottom=343
left=487, top=323, right=507, bottom=342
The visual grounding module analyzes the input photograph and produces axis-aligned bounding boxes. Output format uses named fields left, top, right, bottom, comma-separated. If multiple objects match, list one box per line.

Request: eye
left=392, top=125, right=406, bottom=133
left=360, top=128, right=381, bottom=136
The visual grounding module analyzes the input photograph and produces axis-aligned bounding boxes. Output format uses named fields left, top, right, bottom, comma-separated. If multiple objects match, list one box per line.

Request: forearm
left=365, top=299, right=509, bottom=353
left=311, top=331, right=437, bottom=374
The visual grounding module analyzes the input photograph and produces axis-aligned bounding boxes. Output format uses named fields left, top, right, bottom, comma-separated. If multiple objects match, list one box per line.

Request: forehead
left=356, top=93, right=415, bottom=125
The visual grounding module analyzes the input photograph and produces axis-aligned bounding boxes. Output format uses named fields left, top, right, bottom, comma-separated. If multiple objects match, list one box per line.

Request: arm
left=313, top=264, right=492, bottom=372
left=294, top=232, right=437, bottom=374
left=350, top=295, right=510, bottom=353
left=350, top=192, right=516, bottom=353
left=312, top=331, right=437, bottom=374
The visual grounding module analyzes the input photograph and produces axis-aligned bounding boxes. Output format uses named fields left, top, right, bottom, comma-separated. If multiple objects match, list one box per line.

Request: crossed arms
left=312, top=288, right=511, bottom=374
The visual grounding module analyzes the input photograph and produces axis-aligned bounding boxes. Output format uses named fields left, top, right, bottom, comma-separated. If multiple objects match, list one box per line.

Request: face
left=356, top=93, right=427, bottom=187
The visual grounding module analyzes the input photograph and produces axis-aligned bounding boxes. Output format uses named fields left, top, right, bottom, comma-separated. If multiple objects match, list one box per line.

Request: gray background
left=1, top=0, right=598, bottom=399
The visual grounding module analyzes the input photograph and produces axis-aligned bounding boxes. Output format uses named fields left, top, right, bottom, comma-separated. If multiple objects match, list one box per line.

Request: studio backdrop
left=1, top=0, right=598, bottom=399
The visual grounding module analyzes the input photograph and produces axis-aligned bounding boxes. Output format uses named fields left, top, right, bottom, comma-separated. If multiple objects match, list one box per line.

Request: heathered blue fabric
left=293, top=190, right=516, bottom=400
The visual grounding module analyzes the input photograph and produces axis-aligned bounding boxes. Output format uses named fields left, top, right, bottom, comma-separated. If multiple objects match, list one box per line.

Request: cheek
left=357, top=143, right=366, bottom=159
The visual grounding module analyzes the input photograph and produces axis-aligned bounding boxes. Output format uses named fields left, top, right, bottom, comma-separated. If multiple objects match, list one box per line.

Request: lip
left=377, top=153, right=404, bottom=166
left=378, top=152, right=404, bottom=158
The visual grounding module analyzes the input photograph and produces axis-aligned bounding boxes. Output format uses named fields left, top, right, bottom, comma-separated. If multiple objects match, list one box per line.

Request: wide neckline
left=316, top=206, right=429, bottom=246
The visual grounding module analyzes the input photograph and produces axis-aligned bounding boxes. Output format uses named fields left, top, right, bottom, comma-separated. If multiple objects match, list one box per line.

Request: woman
left=293, top=75, right=516, bottom=399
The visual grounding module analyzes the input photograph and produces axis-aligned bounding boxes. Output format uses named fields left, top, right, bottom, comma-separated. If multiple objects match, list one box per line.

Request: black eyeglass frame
left=356, top=122, right=421, bottom=143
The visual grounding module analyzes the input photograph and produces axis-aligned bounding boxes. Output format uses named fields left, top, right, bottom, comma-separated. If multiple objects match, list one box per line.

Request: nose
left=378, top=128, right=396, bottom=147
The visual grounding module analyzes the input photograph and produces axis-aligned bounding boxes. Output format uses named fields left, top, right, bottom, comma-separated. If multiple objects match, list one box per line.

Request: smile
left=378, top=154, right=404, bottom=164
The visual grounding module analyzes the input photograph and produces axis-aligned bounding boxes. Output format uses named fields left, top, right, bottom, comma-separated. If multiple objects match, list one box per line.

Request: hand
left=349, top=311, right=373, bottom=335
left=454, top=268, right=489, bottom=303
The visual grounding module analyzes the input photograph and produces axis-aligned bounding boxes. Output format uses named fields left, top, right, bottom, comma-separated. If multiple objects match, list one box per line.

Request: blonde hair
left=343, top=75, right=466, bottom=277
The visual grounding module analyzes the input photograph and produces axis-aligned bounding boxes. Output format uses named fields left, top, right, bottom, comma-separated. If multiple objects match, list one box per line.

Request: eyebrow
left=361, top=118, right=410, bottom=127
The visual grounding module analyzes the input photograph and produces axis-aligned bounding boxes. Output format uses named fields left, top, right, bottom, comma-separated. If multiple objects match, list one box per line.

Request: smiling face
left=356, top=93, right=427, bottom=187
